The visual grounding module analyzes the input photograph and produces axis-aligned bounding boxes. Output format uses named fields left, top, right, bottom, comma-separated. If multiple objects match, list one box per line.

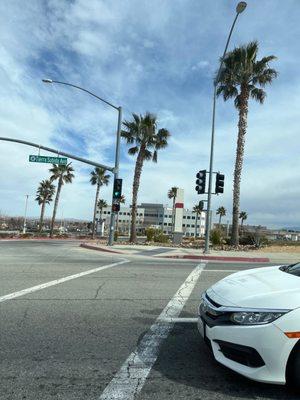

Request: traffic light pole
left=204, top=9, right=243, bottom=254
left=108, top=106, right=122, bottom=246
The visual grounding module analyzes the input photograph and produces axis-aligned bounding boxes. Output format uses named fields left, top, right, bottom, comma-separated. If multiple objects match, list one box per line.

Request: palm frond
left=128, top=146, right=139, bottom=156
left=250, top=88, right=266, bottom=104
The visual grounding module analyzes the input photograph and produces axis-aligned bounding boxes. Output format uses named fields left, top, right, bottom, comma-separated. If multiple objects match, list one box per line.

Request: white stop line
left=99, top=262, right=206, bottom=400
left=0, top=259, right=129, bottom=303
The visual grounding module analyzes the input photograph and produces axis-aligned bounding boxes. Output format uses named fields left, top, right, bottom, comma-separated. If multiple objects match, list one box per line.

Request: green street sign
left=29, top=155, right=68, bottom=165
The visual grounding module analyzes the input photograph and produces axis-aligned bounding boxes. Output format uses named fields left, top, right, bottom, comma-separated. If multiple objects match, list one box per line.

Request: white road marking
left=0, top=259, right=129, bottom=303
left=161, top=317, right=198, bottom=323
left=99, top=262, right=206, bottom=400
left=202, top=269, right=237, bottom=272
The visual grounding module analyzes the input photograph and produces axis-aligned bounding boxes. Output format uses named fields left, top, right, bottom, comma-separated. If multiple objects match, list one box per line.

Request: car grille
left=199, top=293, right=231, bottom=327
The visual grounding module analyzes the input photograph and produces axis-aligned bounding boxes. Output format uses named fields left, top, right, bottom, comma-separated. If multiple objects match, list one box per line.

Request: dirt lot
left=259, top=245, right=300, bottom=253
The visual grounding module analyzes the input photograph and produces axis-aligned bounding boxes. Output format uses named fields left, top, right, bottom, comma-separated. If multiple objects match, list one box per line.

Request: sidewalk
left=79, top=243, right=300, bottom=264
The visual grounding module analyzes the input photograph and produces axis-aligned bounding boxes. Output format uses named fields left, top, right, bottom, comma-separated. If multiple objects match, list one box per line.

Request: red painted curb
left=160, top=255, right=270, bottom=262
left=80, top=244, right=123, bottom=254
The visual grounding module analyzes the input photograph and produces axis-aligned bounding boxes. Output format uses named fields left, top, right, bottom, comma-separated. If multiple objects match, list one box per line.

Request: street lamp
left=204, top=2, right=247, bottom=254
left=42, top=78, right=122, bottom=246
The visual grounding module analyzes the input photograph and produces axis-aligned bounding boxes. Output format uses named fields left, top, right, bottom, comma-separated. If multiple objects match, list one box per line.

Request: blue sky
left=0, top=0, right=300, bottom=228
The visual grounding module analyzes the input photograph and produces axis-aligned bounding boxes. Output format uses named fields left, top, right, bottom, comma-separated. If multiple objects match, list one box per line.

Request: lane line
left=99, top=262, right=206, bottom=400
left=161, top=317, right=198, bottom=323
left=0, top=259, right=129, bottom=303
left=202, top=269, right=237, bottom=272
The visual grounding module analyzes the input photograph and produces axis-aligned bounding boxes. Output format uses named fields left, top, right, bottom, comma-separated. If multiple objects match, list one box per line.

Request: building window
left=187, top=224, right=190, bottom=227
left=164, top=223, right=167, bottom=226
left=192, top=224, right=195, bottom=228
left=103, top=211, right=106, bottom=214
left=183, top=224, right=186, bottom=227
left=191, top=233, right=194, bottom=236
left=192, top=216, right=195, bottom=220
left=187, top=216, right=190, bottom=219
left=168, top=223, right=172, bottom=226
left=183, top=216, right=186, bottom=219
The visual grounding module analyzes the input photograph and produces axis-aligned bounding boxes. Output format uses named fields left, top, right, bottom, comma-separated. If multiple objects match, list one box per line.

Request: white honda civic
left=198, top=263, right=300, bottom=387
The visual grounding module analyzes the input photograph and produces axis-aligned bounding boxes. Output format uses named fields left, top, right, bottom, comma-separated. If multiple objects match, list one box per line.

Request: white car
left=198, top=263, right=300, bottom=387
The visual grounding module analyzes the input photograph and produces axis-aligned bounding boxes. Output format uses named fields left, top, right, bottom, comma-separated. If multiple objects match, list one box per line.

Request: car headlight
left=230, top=310, right=289, bottom=325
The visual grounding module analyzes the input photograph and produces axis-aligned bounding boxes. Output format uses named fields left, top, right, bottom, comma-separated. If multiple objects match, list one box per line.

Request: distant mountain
left=282, top=227, right=300, bottom=232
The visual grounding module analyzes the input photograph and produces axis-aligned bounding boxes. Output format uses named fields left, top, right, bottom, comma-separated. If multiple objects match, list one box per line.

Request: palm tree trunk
left=231, top=87, right=249, bottom=246
left=92, top=183, right=100, bottom=239
left=130, top=146, right=145, bottom=243
left=50, top=178, right=62, bottom=238
left=195, top=212, right=198, bottom=237
left=39, top=201, right=46, bottom=234
left=219, top=214, right=222, bottom=227
left=172, top=197, right=175, bottom=234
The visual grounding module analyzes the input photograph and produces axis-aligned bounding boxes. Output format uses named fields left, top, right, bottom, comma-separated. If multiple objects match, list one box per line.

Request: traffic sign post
left=29, top=155, right=68, bottom=165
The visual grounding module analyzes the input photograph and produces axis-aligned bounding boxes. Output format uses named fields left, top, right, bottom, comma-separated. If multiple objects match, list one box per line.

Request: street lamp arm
left=214, top=13, right=239, bottom=86
left=43, top=79, right=119, bottom=110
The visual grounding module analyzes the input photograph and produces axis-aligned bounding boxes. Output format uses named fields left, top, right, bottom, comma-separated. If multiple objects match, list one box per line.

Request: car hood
left=207, top=266, right=300, bottom=310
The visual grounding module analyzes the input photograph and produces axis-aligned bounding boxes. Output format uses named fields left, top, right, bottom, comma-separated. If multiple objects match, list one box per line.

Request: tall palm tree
left=216, top=206, right=226, bottom=227
left=90, top=167, right=110, bottom=239
left=97, top=199, right=108, bottom=236
left=116, top=195, right=126, bottom=234
left=193, top=204, right=202, bottom=238
left=216, top=41, right=277, bottom=246
left=168, top=187, right=178, bottom=235
left=121, top=112, right=170, bottom=243
left=239, top=211, right=248, bottom=233
left=49, top=163, right=74, bottom=237
left=35, top=179, right=55, bottom=233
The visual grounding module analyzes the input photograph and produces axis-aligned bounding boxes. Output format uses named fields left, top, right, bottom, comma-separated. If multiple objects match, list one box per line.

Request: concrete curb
left=80, top=243, right=123, bottom=254
left=159, top=255, right=270, bottom=263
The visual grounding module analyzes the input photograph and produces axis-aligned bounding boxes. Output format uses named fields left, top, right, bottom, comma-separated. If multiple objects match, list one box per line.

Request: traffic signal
left=215, top=173, right=225, bottom=194
left=195, top=170, right=206, bottom=194
left=113, top=178, right=123, bottom=199
left=112, top=203, right=120, bottom=212
left=198, top=200, right=204, bottom=211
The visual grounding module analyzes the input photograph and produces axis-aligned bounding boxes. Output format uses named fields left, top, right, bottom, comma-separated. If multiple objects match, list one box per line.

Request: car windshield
left=280, top=263, right=300, bottom=276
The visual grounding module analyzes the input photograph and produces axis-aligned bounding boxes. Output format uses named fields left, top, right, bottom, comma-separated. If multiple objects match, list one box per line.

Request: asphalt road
left=0, top=241, right=297, bottom=400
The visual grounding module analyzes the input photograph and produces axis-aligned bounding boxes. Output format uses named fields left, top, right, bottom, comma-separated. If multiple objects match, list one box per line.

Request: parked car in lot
left=198, top=263, right=300, bottom=387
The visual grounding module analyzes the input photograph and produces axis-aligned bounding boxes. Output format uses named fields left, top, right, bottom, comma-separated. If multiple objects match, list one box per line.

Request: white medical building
left=97, top=189, right=206, bottom=238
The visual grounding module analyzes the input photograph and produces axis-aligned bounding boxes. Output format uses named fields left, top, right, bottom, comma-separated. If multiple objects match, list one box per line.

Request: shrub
left=153, top=230, right=169, bottom=243
left=145, top=227, right=156, bottom=242
left=145, top=227, right=170, bottom=244
left=210, top=228, right=223, bottom=246
left=114, top=231, right=118, bottom=241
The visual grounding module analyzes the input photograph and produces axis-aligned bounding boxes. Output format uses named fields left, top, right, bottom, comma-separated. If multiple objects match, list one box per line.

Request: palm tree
left=193, top=204, right=202, bottom=238
left=216, top=41, right=277, bottom=246
left=116, top=195, right=126, bottom=234
left=239, top=211, right=248, bottom=233
left=121, top=112, right=170, bottom=243
left=49, top=163, right=74, bottom=237
left=90, top=167, right=110, bottom=239
left=216, top=206, right=226, bottom=227
left=35, top=179, right=55, bottom=233
left=97, top=199, right=108, bottom=236
left=168, top=187, right=178, bottom=235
